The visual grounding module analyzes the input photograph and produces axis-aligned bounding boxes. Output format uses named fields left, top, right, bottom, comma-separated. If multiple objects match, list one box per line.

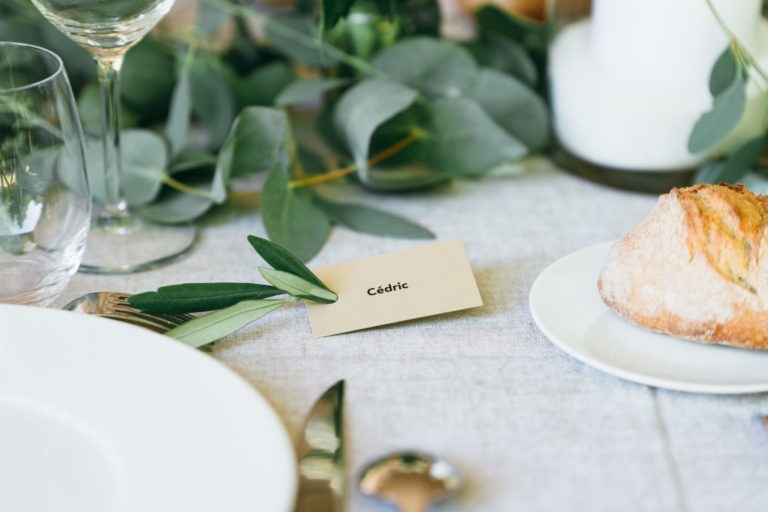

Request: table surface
left=55, top=162, right=768, bottom=512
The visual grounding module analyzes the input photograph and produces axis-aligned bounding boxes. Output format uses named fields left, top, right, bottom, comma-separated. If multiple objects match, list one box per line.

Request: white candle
left=549, top=0, right=768, bottom=171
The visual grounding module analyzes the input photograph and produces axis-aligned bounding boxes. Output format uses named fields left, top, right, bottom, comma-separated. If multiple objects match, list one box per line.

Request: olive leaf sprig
left=127, top=235, right=337, bottom=348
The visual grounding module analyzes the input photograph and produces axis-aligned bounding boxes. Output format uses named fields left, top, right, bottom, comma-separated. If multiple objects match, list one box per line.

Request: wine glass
left=30, top=0, right=197, bottom=274
left=0, top=42, right=90, bottom=306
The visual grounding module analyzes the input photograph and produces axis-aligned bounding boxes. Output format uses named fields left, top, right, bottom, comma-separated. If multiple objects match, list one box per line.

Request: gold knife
left=294, top=380, right=345, bottom=512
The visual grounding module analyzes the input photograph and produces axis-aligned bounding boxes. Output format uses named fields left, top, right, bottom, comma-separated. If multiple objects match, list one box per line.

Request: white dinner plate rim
left=529, top=242, right=768, bottom=394
left=0, top=304, right=297, bottom=511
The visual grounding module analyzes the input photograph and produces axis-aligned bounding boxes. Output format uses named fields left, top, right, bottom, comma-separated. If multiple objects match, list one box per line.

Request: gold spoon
left=359, top=451, right=463, bottom=512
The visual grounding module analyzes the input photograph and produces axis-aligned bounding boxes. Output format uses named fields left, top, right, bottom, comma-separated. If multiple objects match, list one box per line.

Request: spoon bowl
left=358, top=451, right=462, bottom=512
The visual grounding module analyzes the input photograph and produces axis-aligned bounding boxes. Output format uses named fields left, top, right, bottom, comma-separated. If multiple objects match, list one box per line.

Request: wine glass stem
left=96, top=56, right=128, bottom=219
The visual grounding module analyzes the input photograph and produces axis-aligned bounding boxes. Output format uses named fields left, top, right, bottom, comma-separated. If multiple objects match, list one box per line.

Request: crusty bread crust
left=598, top=183, right=768, bottom=350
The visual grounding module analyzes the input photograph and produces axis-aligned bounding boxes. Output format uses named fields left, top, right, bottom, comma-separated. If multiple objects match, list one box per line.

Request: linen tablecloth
left=55, top=162, right=768, bottom=512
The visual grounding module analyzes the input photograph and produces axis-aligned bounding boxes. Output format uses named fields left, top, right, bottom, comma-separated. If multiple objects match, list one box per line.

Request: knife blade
left=294, top=380, right=345, bottom=512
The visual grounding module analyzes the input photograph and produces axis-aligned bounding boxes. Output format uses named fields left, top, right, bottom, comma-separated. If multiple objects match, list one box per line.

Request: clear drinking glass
left=30, top=0, right=197, bottom=274
left=0, top=42, right=90, bottom=306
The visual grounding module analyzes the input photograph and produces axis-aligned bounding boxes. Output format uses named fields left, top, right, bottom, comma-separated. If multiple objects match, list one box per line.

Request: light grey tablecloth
left=56, top=162, right=768, bottom=512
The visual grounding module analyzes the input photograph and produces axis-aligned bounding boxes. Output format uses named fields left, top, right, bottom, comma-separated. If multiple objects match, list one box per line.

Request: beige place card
left=306, top=240, right=483, bottom=337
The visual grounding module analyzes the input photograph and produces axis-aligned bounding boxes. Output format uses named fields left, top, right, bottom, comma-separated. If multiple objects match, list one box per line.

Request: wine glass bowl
left=30, top=0, right=196, bottom=274
left=0, top=42, right=91, bottom=306
left=30, top=0, right=175, bottom=59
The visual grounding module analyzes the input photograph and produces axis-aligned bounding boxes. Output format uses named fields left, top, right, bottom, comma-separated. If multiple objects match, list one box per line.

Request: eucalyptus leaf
left=710, top=45, right=740, bottom=96
left=121, top=38, right=175, bottom=120
left=707, top=136, right=765, bottom=184
left=322, top=0, right=355, bottom=29
left=190, top=56, right=237, bottom=149
left=260, top=163, right=331, bottom=262
left=129, top=282, right=284, bottom=313
left=85, top=130, right=167, bottom=206
left=120, top=130, right=169, bottom=206
left=76, top=82, right=102, bottom=135
left=259, top=267, right=338, bottom=303
left=138, top=187, right=214, bottom=224
left=333, top=79, right=418, bottom=179
left=196, top=1, right=230, bottom=36
left=315, top=197, right=434, bottom=239
left=275, top=78, right=348, bottom=107
left=166, top=298, right=295, bottom=348
left=264, top=13, right=338, bottom=68
left=164, top=57, right=192, bottom=156
left=464, top=33, right=538, bottom=87
left=475, top=5, right=547, bottom=75
left=372, top=37, right=478, bottom=98
left=468, top=68, right=549, bottom=151
left=246, top=234, right=329, bottom=290
left=261, top=165, right=331, bottom=261
left=688, top=74, right=747, bottom=154
left=695, top=160, right=724, bottom=184
left=420, top=97, right=528, bottom=176
left=236, top=61, right=295, bottom=107
left=212, top=107, right=289, bottom=203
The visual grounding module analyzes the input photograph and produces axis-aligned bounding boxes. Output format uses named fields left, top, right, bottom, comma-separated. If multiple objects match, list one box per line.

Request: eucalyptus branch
left=706, top=0, right=768, bottom=86
left=167, top=155, right=219, bottom=173
left=291, top=131, right=420, bottom=188
left=202, top=0, right=384, bottom=78
left=284, top=121, right=305, bottom=180
left=162, top=175, right=215, bottom=198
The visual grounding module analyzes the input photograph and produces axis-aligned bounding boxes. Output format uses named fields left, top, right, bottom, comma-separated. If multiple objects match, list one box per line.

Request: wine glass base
left=79, top=214, right=197, bottom=275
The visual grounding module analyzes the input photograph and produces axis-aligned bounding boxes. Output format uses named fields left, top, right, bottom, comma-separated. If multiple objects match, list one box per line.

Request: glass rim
left=0, top=41, right=65, bottom=93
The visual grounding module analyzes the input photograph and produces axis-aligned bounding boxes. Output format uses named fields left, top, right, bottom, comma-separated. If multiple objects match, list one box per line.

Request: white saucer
left=0, top=305, right=296, bottom=512
left=529, top=243, right=768, bottom=394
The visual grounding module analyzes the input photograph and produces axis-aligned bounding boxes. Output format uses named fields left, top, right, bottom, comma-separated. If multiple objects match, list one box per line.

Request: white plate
left=0, top=305, right=296, bottom=512
left=529, top=243, right=768, bottom=394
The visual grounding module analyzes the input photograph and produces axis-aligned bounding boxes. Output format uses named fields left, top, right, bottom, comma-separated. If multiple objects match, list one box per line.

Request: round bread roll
left=598, top=183, right=768, bottom=349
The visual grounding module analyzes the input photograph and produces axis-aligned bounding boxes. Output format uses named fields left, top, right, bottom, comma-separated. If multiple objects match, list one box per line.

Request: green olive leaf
left=166, top=298, right=296, bottom=348
left=259, top=267, right=338, bottom=303
left=247, top=235, right=330, bottom=290
left=129, top=282, right=284, bottom=313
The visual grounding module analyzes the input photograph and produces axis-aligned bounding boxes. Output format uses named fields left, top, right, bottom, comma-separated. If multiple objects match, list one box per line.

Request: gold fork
left=63, top=292, right=194, bottom=334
